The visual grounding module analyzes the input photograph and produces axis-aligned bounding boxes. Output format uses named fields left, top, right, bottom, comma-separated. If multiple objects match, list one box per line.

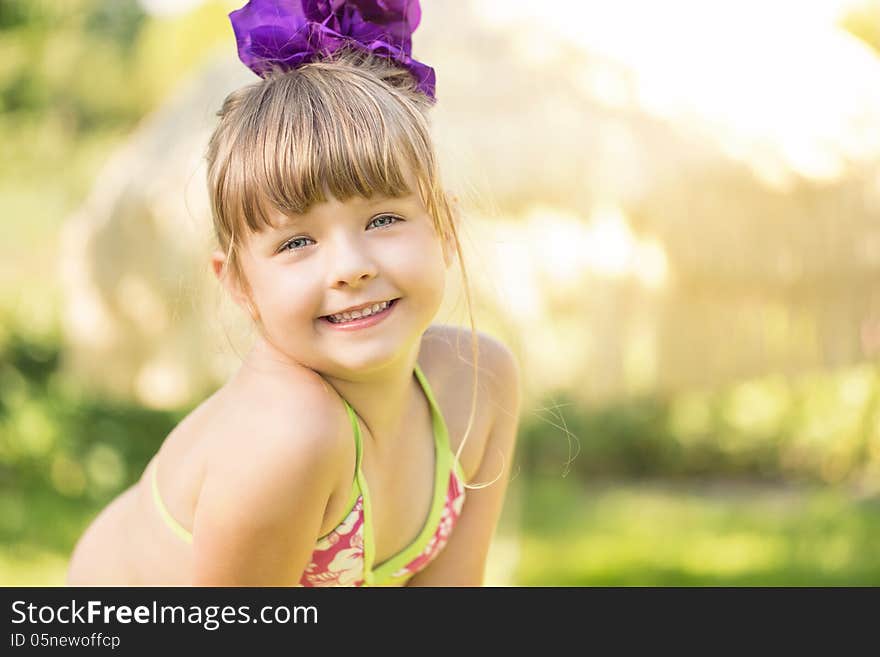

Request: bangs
left=216, top=63, right=434, bottom=237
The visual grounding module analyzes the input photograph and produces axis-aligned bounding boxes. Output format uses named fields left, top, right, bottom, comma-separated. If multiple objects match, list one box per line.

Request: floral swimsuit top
left=151, top=363, right=467, bottom=587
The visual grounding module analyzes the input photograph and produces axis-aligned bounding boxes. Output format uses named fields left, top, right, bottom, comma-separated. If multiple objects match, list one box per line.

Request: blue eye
left=280, top=236, right=314, bottom=252
left=280, top=214, right=401, bottom=253
left=369, top=214, right=402, bottom=229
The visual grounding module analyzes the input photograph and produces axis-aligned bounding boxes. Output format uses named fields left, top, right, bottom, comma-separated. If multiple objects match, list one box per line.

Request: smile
left=320, top=298, right=399, bottom=330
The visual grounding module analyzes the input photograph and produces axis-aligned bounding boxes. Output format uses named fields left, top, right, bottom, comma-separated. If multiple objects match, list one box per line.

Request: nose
left=328, top=232, right=378, bottom=289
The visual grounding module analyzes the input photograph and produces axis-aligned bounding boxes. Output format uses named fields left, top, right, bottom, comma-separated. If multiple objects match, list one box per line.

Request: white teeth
left=327, top=300, right=391, bottom=323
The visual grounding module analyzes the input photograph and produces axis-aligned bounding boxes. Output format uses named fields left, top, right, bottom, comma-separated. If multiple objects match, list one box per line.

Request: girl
left=66, top=0, right=521, bottom=587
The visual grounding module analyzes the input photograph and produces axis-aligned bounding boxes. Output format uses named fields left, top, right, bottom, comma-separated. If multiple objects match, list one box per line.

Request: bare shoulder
left=422, top=323, right=520, bottom=408
left=420, top=325, right=521, bottom=481
left=210, top=368, right=348, bottom=469
left=192, top=370, right=348, bottom=584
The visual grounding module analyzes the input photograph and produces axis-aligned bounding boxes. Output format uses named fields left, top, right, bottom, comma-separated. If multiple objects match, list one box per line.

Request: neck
left=240, top=335, right=424, bottom=452
left=322, top=344, right=423, bottom=453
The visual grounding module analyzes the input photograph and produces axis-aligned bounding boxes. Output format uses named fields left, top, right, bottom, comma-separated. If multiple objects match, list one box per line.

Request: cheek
left=400, top=240, right=447, bottom=298
left=250, top=267, right=320, bottom=321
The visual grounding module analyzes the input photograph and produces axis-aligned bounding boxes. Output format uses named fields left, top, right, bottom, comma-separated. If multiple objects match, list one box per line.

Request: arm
left=406, top=337, right=522, bottom=586
left=191, top=397, right=342, bottom=586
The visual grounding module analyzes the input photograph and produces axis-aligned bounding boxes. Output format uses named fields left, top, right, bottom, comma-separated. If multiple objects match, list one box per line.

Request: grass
left=514, top=477, right=880, bottom=586
left=0, top=486, right=104, bottom=587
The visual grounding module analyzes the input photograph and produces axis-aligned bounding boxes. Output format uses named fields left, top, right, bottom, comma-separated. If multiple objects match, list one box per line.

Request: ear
left=211, top=249, right=254, bottom=315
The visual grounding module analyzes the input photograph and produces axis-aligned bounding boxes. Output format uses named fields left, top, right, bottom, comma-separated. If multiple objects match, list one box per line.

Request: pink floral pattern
left=299, top=468, right=466, bottom=587
left=300, top=497, right=366, bottom=586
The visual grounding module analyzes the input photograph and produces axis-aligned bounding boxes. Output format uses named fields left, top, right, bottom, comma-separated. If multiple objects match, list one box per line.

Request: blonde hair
left=205, top=48, right=491, bottom=488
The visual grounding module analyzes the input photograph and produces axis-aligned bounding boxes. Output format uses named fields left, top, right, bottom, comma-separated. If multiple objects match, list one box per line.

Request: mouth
left=319, top=298, right=399, bottom=329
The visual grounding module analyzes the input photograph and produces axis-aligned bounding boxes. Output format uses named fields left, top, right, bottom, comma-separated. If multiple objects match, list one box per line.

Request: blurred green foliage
left=0, top=320, right=184, bottom=558
left=521, top=364, right=880, bottom=487
left=0, top=0, right=231, bottom=317
left=0, top=0, right=146, bottom=127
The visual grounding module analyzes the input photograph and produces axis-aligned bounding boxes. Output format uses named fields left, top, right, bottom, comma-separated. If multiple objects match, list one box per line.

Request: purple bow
left=229, top=0, right=436, bottom=100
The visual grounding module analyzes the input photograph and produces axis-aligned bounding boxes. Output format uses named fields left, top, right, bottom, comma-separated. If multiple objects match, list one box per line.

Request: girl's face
left=224, top=181, right=451, bottom=377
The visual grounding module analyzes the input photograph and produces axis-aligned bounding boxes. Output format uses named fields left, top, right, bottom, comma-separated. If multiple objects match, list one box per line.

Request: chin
left=335, top=334, right=426, bottom=376
left=336, top=345, right=408, bottom=374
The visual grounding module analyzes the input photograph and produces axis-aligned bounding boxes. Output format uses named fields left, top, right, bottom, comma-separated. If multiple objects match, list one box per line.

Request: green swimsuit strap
left=413, top=362, right=467, bottom=483
left=342, top=397, right=363, bottom=502
left=151, top=459, right=193, bottom=544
